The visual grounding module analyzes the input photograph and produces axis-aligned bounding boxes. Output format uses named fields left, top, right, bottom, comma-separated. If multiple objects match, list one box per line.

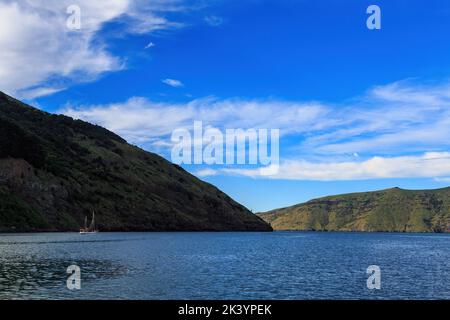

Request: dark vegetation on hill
left=0, top=91, right=271, bottom=232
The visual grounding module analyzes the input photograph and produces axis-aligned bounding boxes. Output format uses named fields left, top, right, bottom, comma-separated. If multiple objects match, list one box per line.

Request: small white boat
left=80, top=211, right=98, bottom=234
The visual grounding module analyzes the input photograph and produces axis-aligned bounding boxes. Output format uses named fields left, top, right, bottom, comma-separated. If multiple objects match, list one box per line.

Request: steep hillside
left=258, top=187, right=450, bottom=232
left=0, top=91, right=271, bottom=232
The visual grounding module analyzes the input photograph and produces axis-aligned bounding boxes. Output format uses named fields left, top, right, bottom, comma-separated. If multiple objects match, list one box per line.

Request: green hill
left=258, top=187, right=450, bottom=232
left=0, top=91, right=271, bottom=232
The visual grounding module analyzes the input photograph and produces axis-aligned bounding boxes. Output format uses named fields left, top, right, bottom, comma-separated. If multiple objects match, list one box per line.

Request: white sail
left=80, top=211, right=98, bottom=234
left=89, top=211, right=95, bottom=231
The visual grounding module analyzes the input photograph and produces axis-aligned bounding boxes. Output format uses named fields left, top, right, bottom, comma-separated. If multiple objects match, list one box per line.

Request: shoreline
left=0, top=229, right=448, bottom=235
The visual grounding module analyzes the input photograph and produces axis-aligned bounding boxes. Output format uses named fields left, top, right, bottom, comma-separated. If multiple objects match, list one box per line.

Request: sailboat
left=80, top=211, right=98, bottom=234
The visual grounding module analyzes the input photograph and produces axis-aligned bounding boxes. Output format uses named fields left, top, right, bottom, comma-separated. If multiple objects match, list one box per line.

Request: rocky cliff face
left=0, top=91, right=271, bottom=232
left=258, top=187, right=450, bottom=232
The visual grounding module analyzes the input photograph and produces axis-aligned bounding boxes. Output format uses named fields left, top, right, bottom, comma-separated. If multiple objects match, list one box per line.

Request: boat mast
left=89, top=210, right=95, bottom=231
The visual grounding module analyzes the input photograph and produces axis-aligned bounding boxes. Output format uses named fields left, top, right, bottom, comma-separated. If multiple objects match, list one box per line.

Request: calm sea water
left=0, top=231, right=449, bottom=300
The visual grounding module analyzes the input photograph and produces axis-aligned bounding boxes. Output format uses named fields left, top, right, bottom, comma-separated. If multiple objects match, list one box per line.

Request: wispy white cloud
left=60, top=79, right=450, bottom=181
left=217, top=152, right=450, bottom=181
left=162, top=78, right=184, bottom=88
left=60, top=96, right=326, bottom=145
left=434, top=177, right=450, bottom=183
left=19, top=86, right=66, bottom=100
left=0, top=0, right=191, bottom=99
left=299, top=80, right=450, bottom=156
left=196, top=168, right=219, bottom=177
left=60, top=96, right=316, bottom=165
left=144, top=42, right=155, bottom=49
left=204, top=15, right=223, bottom=26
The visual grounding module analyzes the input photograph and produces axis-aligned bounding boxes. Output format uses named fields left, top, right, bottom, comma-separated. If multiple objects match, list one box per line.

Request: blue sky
left=2, top=0, right=450, bottom=211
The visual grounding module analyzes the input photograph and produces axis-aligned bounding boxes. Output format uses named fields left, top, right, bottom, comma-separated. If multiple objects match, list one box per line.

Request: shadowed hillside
left=258, top=187, right=450, bottom=232
left=0, top=91, right=271, bottom=232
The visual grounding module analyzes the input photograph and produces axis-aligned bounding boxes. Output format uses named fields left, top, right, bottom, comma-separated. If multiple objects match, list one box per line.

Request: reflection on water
left=0, top=232, right=449, bottom=300
left=0, top=258, right=127, bottom=299
left=0, top=233, right=132, bottom=299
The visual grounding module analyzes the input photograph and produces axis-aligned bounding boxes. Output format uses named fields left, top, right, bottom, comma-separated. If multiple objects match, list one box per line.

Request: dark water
left=0, top=232, right=449, bottom=300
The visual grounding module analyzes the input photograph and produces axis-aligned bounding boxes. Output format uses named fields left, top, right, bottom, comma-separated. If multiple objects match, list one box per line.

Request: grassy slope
left=258, top=187, right=450, bottom=232
left=0, top=91, right=271, bottom=232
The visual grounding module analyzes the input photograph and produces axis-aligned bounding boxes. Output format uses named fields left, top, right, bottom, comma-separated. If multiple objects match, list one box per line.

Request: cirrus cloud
left=0, top=0, right=192, bottom=99
left=217, top=152, right=450, bottom=181
left=59, top=79, right=450, bottom=181
left=162, top=78, right=184, bottom=88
